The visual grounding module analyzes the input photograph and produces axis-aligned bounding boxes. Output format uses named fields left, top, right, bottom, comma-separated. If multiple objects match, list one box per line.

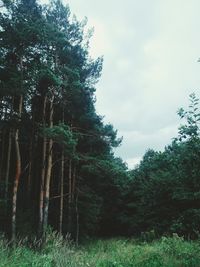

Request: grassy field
left=0, top=232, right=200, bottom=266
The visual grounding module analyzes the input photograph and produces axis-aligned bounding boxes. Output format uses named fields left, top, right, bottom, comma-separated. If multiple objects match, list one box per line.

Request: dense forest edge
left=1, top=1, right=200, bottom=264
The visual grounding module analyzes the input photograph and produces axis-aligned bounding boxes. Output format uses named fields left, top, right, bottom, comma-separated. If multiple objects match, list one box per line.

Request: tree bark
left=59, top=148, right=64, bottom=234
left=42, top=96, right=54, bottom=234
left=0, top=130, right=5, bottom=182
left=72, top=165, right=76, bottom=202
left=38, top=95, right=47, bottom=237
left=68, top=159, right=72, bottom=234
left=27, top=109, right=36, bottom=201
left=5, top=97, right=14, bottom=209
left=59, top=109, right=65, bottom=234
left=75, top=191, right=79, bottom=246
left=5, top=129, right=12, bottom=210
left=11, top=95, right=23, bottom=244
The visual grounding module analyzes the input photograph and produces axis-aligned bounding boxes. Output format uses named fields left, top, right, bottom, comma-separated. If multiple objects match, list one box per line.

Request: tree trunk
left=11, top=95, right=23, bottom=244
left=27, top=111, right=35, bottom=201
left=68, top=159, right=72, bottom=234
left=0, top=130, right=5, bottom=182
left=75, top=191, right=79, bottom=246
left=27, top=156, right=32, bottom=201
left=72, top=165, right=76, bottom=202
left=59, top=109, right=65, bottom=234
left=5, top=129, right=12, bottom=210
left=59, top=148, right=64, bottom=234
left=42, top=96, right=54, bottom=234
left=5, top=97, right=14, bottom=209
left=38, top=95, right=47, bottom=237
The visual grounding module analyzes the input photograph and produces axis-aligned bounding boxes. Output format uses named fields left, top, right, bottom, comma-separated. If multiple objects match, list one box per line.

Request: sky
left=43, top=0, right=200, bottom=168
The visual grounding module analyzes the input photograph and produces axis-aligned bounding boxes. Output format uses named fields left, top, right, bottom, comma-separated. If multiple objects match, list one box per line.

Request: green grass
left=0, top=232, right=200, bottom=266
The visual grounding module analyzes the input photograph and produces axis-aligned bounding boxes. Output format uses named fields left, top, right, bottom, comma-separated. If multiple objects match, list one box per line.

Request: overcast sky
left=43, top=0, right=200, bottom=168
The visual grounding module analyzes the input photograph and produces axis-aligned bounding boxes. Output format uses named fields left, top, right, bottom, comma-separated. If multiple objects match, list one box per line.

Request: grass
left=0, top=232, right=200, bottom=266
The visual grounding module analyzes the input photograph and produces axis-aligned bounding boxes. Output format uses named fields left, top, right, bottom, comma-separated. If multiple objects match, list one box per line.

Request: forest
left=0, top=0, right=200, bottom=266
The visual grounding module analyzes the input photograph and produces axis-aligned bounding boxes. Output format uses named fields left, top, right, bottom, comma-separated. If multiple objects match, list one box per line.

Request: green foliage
left=1, top=234, right=200, bottom=266
left=126, top=94, right=200, bottom=238
left=37, top=68, right=61, bottom=91
left=42, top=123, right=77, bottom=156
left=177, top=93, right=200, bottom=140
left=77, top=156, right=129, bottom=237
left=0, top=0, right=125, bottom=240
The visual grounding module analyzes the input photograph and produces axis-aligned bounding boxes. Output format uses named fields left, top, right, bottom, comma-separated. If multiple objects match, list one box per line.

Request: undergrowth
left=0, top=232, right=200, bottom=266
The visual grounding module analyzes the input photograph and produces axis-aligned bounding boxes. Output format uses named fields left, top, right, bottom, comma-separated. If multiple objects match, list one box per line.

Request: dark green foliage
left=126, top=93, right=200, bottom=238
left=0, top=0, right=127, bottom=241
left=42, top=123, right=77, bottom=156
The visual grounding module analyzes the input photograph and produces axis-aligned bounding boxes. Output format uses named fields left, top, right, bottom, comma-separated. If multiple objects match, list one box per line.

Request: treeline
left=123, top=93, right=200, bottom=239
left=0, top=0, right=200, bottom=244
left=0, top=0, right=129, bottom=243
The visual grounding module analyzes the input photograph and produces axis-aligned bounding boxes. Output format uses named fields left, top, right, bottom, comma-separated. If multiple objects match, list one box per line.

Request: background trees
left=126, top=93, right=200, bottom=238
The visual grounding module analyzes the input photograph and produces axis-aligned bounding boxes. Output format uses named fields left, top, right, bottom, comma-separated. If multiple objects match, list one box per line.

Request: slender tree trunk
left=27, top=111, right=35, bottom=200
left=0, top=102, right=9, bottom=183
left=0, top=97, right=3, bottom=120
left=43, top=96, right=54, bottom=234
left=59, top=109, right=65, bottom=234
left=5, top=129, right=12, bottom=210
left=27, top=159, right=32, bottom=199
left=72, top=165, right=76, bottom=202
left=11, top=95, right=23, bottom=244
left=0, top=98, right=7, bottom=181
left=75, top=191, right=79, bottom=246
left=68, top=159, right=72, bottom=234
left=0, top=130, right=5, bottom=182
left=59, top=148, right=64, bottom=234
left=38, top=95, right=47, bottom=237
left=0, top=97, right=3, bottom=183
left=73, top=166, right=79, bottom=245
left=5, top=97, right=14, bottom=212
